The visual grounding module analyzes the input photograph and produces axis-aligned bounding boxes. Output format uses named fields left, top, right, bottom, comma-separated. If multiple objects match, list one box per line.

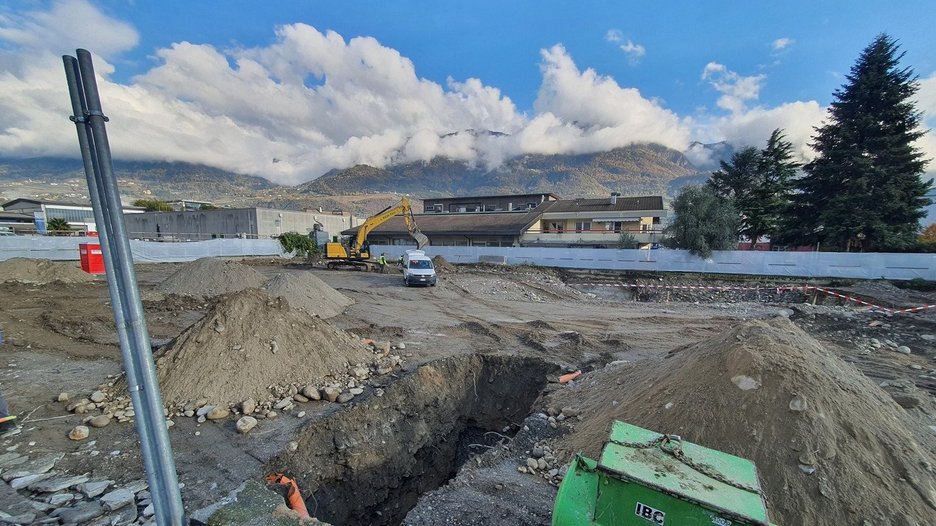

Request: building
left=422, top=193, right=559, bottom=213
left=123, top=207, right=361, bottom=241
left=1, top=198, right=143, bottom=234
left=0, top=211, right=36, bottom=234
left=344, top=193, right=667, bottom=249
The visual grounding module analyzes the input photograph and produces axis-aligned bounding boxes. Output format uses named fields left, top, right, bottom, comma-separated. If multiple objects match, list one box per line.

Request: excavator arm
left=349, top=196, right=428, bottom=254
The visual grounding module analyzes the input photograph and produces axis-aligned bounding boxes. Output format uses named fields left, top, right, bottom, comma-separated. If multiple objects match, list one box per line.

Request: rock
left=87, top=414, right=111, bottom=428
left=273, top=398, right=293, bottom=410
left=30, top=474, right=89, bottom=493
left=265, top=411, right=277, bottom=419
left=776, top=308, right=794, bottom=318
left=206, top=407, right=230, bottom=420
left=195, top=398, right=208, bottom=408
left=351, top=366, right=370, bottom=380
left=349, top=388, right=364, bottom=396
left=397, top=342, right=406, bottom=350
left=143, top=503, right=155, bottom=517
left=236, top=416, right=258, bottom=434
left=297, top=411, right=306, bottom=418
left=1, top=452, right=64, bottom=481
left=10, top=472, right=53, bottom=490
left=730, top=375, right=761, bottom=390
left=166, top=419, right=175, bottom=428
left=526, top=458, right=538, bottom=470
left=789, top=395, right=808, bottom=412
left=195, top=405, right=215, bottom=418
left=52, top=501, right=104, bottom=524
left=548, top=468, right=560, bottom=478
left=57, top=392, right=70, bottom=403
left=183, top=410, right=195, bottom=418
left=0, top=512, right=36, bottom=525
left=531, top=447, right=545, bottom=458
left=78, top=480, right=113, bottom=498
left=910, top=364, right=923, bottom=371
left=869, top=338, right=882, bottom=348
left=892, top=394, right=922, bottom=409
left=301, top=386, right=320, bottom=401
left=0, top=452, right=27, bottom=469
left=197, top=415, right=206, bottom=424
left=322, top=387, right=341, bottom=403
left=921, top=334, right=936, bottom=341
left=65, top=399, right=90, bottom=412
left=896, top=346, right=912, bottom=354
left=537, top=458, right=548, bottom=470
left=241, top=399, right=256, bottom=415
left=337, top=393, right=355, bottom=404
left=89, top=391, right=106, bottom=403
left=100, top=488, right=135, bottom=511
left=49, top=493, right=74, bottom=506
left=293, top=394, right=309, bottom=403
left=68, top=426, right=90, bottom=441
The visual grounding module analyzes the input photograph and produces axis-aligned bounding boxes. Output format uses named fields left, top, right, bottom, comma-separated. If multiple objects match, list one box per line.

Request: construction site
left=0, top=255, right=934, bottom=525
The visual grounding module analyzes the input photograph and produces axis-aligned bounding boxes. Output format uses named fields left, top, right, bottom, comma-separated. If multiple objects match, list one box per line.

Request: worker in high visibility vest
left=378, top=253, right=387, bottom=274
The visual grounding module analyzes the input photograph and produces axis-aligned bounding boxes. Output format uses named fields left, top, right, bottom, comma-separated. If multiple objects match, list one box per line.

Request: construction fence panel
left=373, top=245, right=936, bottom=281
left=0, top=236, right=287, bottom=263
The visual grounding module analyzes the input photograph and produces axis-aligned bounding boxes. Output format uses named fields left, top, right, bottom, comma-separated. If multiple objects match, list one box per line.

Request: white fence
left=374, top=245, right=936, bottom=281
left=2, top=236, right=935, bottom=280
left=0, top=236, right=286, bottom=263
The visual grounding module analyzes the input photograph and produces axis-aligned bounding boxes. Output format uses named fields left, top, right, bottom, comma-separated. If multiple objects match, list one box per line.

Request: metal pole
left=64, top=50, right=185, bottom=525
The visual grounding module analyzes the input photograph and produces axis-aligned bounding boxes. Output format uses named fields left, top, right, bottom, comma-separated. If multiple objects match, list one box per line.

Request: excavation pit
left=266, top=354, right=557, bottom=526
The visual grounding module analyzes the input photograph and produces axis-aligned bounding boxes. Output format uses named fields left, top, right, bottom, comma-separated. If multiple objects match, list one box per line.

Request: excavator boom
left=324, top=196, right=427, bottom=269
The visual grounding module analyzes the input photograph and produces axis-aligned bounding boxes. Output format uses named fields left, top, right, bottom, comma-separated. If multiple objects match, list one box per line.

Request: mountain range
left=1, top=142, right=729, bottom=216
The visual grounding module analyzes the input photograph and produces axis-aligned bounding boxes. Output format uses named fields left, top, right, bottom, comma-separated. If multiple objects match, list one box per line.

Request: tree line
left=668, top=34, right=932, bottom=257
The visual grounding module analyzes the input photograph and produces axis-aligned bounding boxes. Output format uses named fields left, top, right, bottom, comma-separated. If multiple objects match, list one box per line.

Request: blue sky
left=1, top=0, right=935, bottom=184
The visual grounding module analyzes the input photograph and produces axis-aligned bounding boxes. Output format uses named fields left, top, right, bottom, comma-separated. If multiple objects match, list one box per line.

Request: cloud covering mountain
left=1, top=0, right=934, bottom=185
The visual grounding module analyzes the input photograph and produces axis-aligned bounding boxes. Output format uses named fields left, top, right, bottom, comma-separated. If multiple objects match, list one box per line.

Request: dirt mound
left=262, top=272, right=353, bottom=319
left=154, top=288, right=375, bottom=405
left=0, top=258, right=96, bottom=284
left=431, top=255, right=455, bottom=273
left=548, top=317, right=936, bottom=525
left=155, top=257, right=266, bottom=298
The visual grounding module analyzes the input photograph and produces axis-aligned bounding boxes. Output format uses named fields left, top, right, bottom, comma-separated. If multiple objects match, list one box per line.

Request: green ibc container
left=553, top=421, right=777, bottom=526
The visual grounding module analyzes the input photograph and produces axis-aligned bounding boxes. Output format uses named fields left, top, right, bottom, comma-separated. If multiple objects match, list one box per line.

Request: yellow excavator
left=323, top=197, right=429, bottom=270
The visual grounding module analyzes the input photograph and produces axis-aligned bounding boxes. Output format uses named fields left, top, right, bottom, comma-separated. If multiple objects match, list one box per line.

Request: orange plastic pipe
left=265, top=473, right=310, bottom=518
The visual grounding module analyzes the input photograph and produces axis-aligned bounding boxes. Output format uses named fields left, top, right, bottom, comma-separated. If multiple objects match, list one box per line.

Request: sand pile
left=549, top=317, right=936, bottom=525
left=156, top=257, right=266, bottom=298
left=0, top=258, right=96, bottom=284
left=431, top=255, right=455, bottom=273
left=153, top=288, right=375, bottom=405
left=262, top=272, right=353, bottom=319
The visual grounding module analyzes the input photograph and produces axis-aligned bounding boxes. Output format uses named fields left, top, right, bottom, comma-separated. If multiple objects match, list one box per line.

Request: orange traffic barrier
left=265, top=473, right=310, bottom=518
left=558, top=370, right=582, bottom=383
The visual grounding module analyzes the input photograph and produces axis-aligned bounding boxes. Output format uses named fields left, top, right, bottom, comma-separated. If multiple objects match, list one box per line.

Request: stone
left=322, top=387, right=341, bottom=403
left=241, top=399, right=256, bottom=415
left=183, top=410, right=195, bottom=418
left=57, top=392, right=70, bottom=403
left=526, top=458, right=538, bottom=470
left=143, top=503, right=155, bottom=517
left=537, top=458, right=548, bottom=470
left=2, top=452, right=64, bottom=481
left=352, top=366, right=370, bottom=380
left=731, top=375, right=761, bottom=391
left=197, top=415, right=206, bottom=424
left=337, top=393, right=354, bottom=404
left=349, top=388, right=364, bottom=396
left=531, top=447, right=545, bottom=459
left=273, top=398, right=293, bottom=410
left=301, top=386, right=320, bottom=401
left=49, top=493, right=74, bottom=506
left=896, top=346, right=912, bottom=354
left=100, top=487, right=135, bottom=511
left=66, top=399, right=90, bottom=412
left=265, top=411, right=277, bottom=419
left=68, top=426, right=90, bottom=441
left=196, top=405, right=215, bottom=418
left=10, top=472, right=53, bottom=490
left=52, top=501, right=104, bottom=524
left=297, top=411, right=306, bottom=418
left=195, top=398, right=209, bottom=408
left=287, top=441, right=299, bottom=452
left=869, top=338, right=882, bottom=348
left=910, top=364, right=923, bottom=371
left=0, top=512, right=36, bottom=525
left=293, top=394, right=309, bottom=403
left=123, top=479, right=149, bottom=494
left=892, top=394, right=922, bottom=409
left=87, top=414, right=111, bottom=428
left=89, top=391, right=106, bottom=403
left=789, top=395, right=808, bottom=412
left=236, top=416, right=258, bottom=434
left=548, top=468, right=559, bottom=478
left=30, top=474, right=89, bottom=493
left=206, top=407, right=230, bottom=420
left=78, top=480, right=113, bottom=498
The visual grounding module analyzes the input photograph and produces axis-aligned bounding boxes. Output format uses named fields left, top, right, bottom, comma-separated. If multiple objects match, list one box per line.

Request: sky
left=1, top=0, right=936, bottom=186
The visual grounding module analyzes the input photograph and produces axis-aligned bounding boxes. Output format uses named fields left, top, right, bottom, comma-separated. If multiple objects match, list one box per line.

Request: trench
left=266, top=354, right=556, bottom=526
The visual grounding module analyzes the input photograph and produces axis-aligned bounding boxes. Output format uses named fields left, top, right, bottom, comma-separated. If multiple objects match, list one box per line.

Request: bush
left=276, top=232, right=319, bottom=260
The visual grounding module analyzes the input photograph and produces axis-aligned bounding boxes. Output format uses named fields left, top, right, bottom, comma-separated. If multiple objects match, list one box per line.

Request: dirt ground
left=1, top=259, right=935, bottom=525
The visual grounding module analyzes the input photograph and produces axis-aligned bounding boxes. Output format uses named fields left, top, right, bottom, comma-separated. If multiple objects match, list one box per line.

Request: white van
left=402, top=250, right=437, bottom=287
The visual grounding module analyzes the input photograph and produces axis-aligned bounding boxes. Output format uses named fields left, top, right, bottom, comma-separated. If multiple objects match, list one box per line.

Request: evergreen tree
left=665, top=185, right=739, bottom=258
left=787, top=34, right=930, bottom=251
left=708, top=129, right=799, bottom=248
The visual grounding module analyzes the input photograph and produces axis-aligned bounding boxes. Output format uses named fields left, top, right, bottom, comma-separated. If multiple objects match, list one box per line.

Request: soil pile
left=431, top=255, right=455, bottom=273
left=262, top=272, right=353, bottom=319
left=154, top=288, right=374, bottom=405
left=155, top=257, right=266, bottom=298
left=0, top=258, right=95, bottom=284
left=549, top=317, right=936, bottom=525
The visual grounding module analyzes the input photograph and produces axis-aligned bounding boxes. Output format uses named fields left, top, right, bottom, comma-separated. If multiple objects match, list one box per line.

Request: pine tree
left=788, top=34, right=930, bottom=252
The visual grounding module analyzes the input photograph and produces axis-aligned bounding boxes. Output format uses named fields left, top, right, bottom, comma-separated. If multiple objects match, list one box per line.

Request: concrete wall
left=123, top=208, right=361, bottom=240
left=255, top=208, right=357, bottom=239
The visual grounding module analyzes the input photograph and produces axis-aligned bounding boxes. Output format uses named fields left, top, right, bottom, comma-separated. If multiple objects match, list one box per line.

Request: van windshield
left=408, top=259, right=433, bottom=270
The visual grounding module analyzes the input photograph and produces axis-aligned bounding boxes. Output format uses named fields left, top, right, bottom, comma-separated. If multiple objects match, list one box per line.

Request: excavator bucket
left=412, top=231, right=429, bottom=249
left=552, top=421, right=777, bottom=526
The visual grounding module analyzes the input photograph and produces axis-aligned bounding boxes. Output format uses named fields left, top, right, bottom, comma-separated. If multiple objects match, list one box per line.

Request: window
left=575, top=221, right=591, bottom=233
left=551, top=222, right=565, bottom=233
left=641, top=223, right=651, bottom=232
left=612, top=222, right=623, bottom=233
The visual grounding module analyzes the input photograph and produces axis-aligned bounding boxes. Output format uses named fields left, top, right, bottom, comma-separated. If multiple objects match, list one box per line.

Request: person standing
left=378, top=253, right=387, bottom=274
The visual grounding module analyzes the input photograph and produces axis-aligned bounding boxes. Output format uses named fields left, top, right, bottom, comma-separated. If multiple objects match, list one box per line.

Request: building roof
left=424, top=192, right=561, bottom=202
left=2, top=197, right=91, bottom=208
left=542, top=195, right=664, bottom=213
left=0, top=211, right=35, bottom=222
left=342, top=207, right=543, bottom=236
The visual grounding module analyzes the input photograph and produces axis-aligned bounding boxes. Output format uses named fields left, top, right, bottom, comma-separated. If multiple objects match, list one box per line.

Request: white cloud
left=701, top=62, right=766, bottom=113
left=0, top=0, right=137, bottom=58
left=771, top=38, right=794, bottom=52
left=605, top=29, right=645, bottom=64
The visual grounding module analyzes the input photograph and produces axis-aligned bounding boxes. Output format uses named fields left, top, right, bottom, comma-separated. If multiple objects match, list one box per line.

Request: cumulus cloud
left=771, top=38, right=794, bottom=52
left=701, top=62, right=766, bottom=113
left=605, top=29, right=645, bottom=64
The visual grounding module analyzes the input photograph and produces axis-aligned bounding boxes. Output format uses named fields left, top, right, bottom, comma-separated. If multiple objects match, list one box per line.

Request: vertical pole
left=64, top=50, right=185, bottom=525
